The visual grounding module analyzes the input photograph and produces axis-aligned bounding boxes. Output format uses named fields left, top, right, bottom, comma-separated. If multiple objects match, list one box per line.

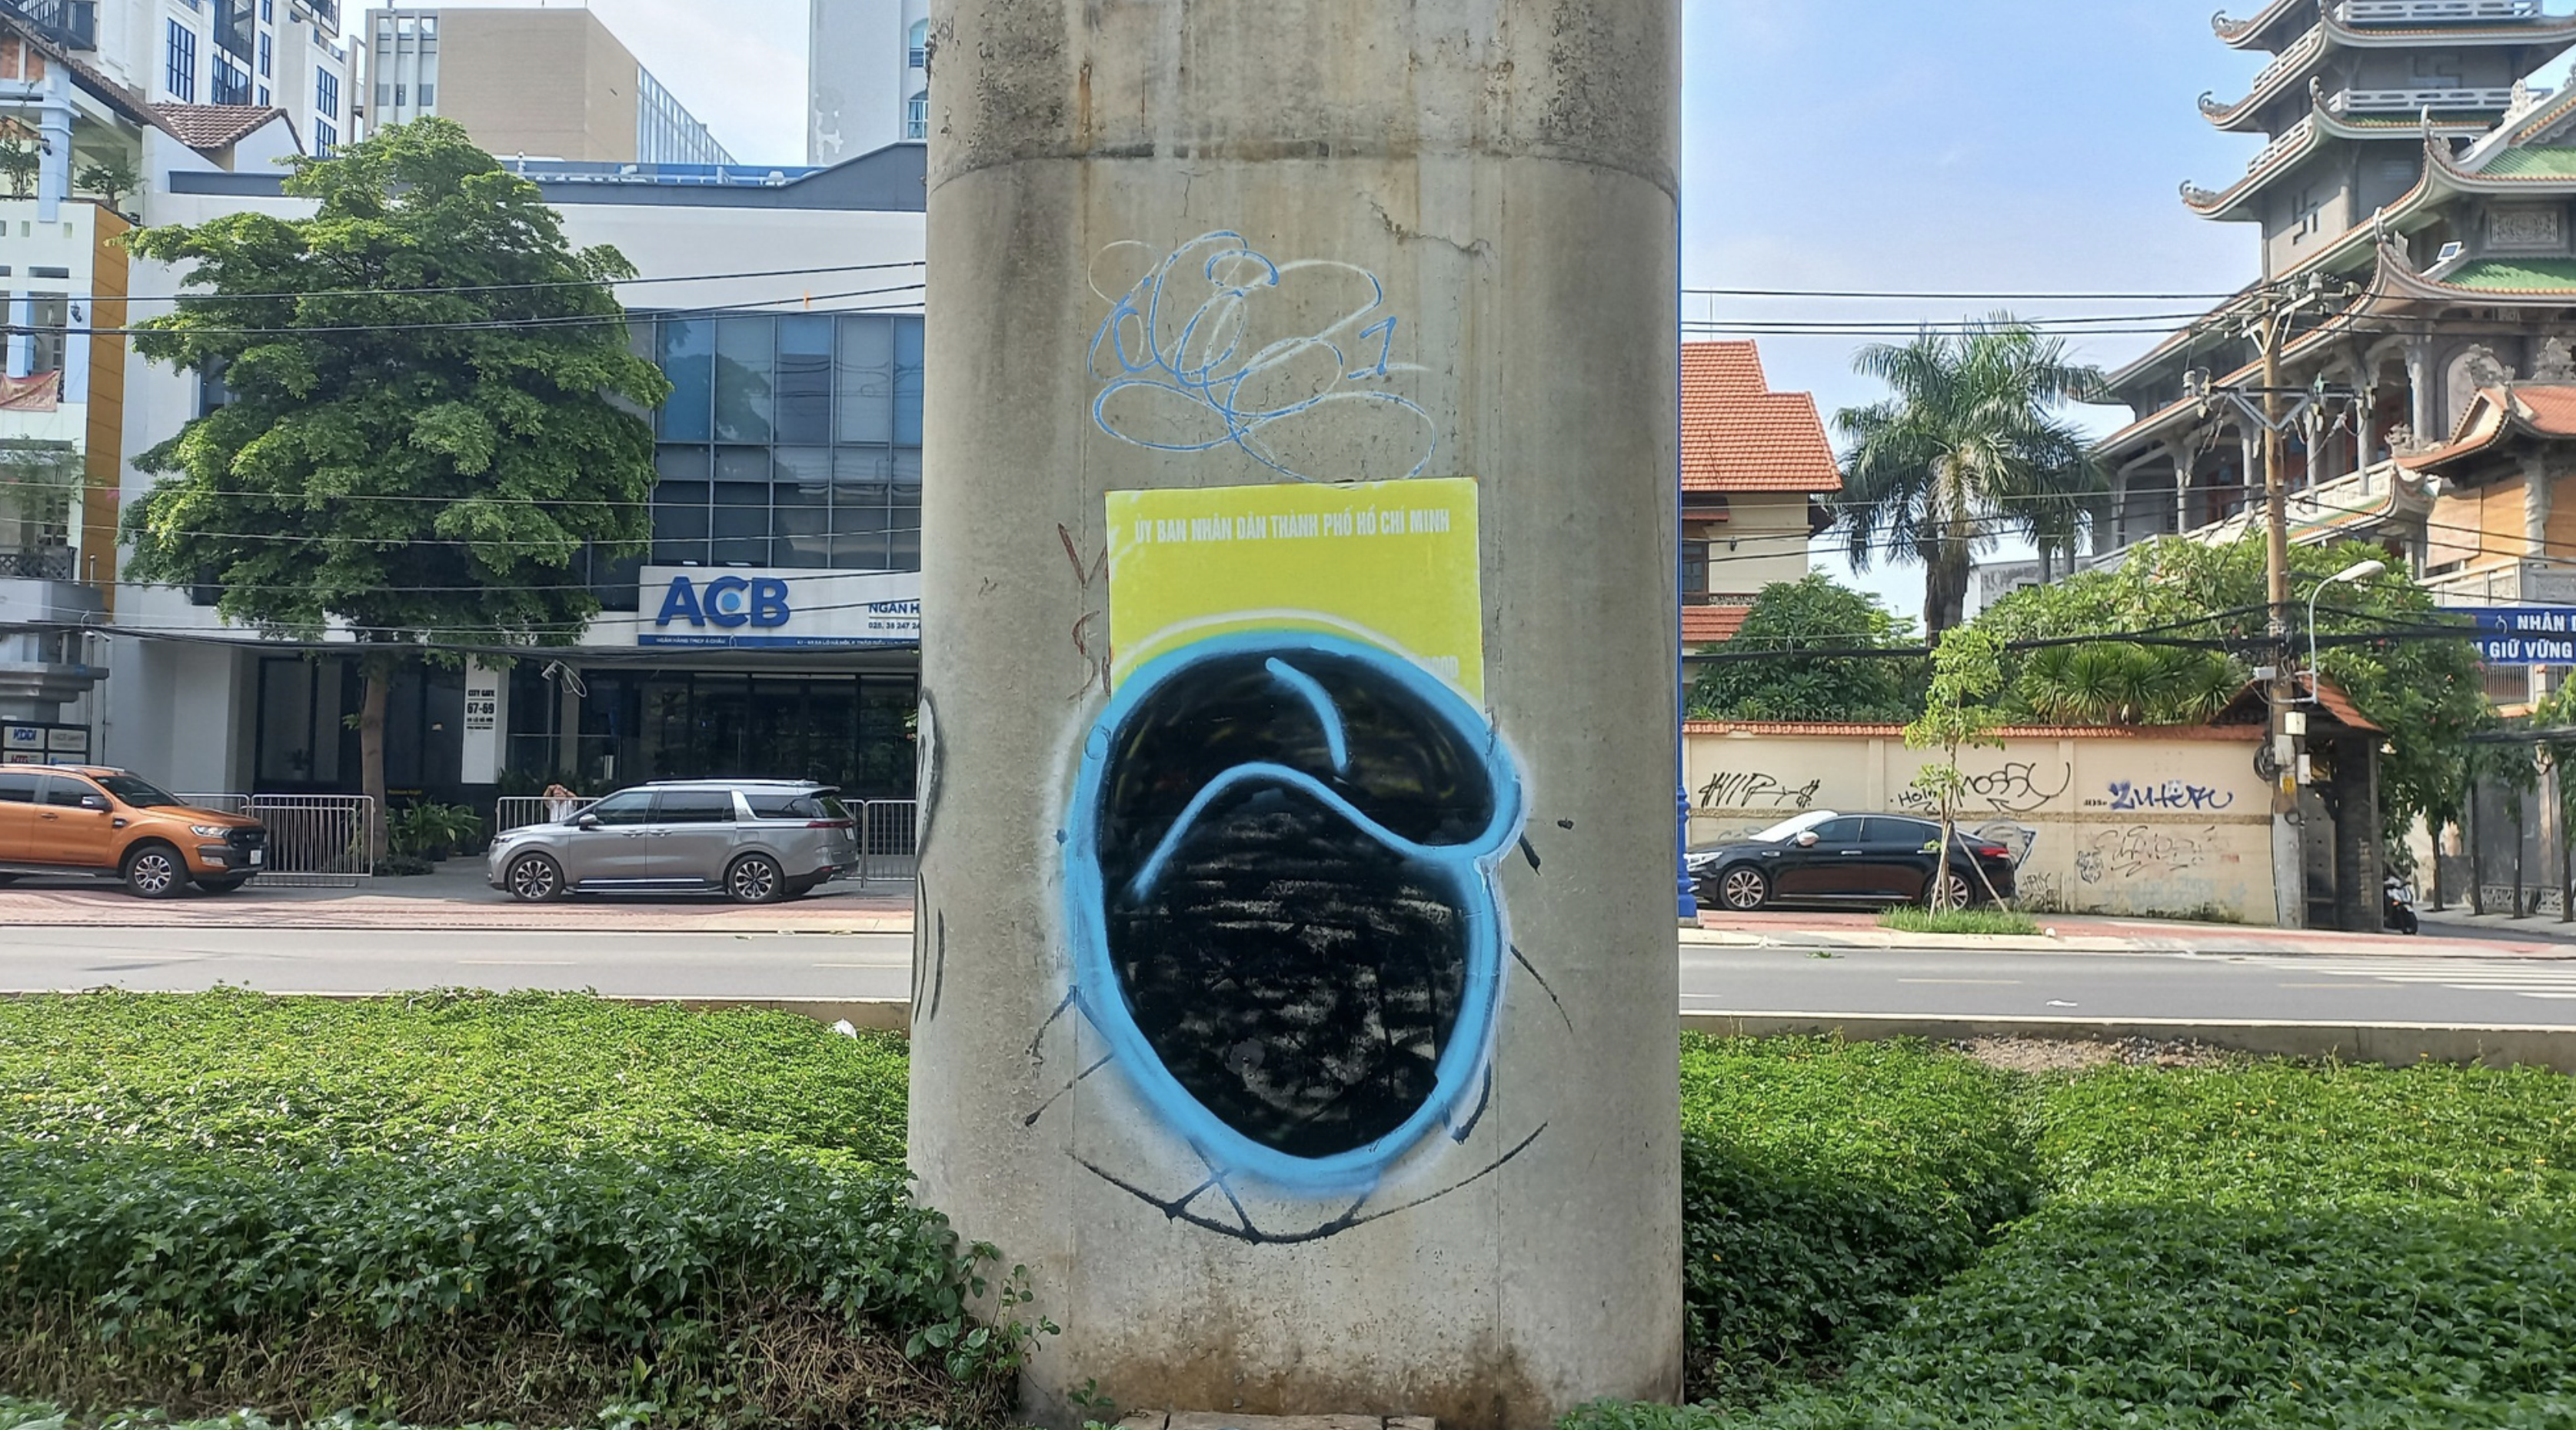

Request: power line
left=9, top=284, right=928, bottom=341
left=62, top=260, right=927, bottom=310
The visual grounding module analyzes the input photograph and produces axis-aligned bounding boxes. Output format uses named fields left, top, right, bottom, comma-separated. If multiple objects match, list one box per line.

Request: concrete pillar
left=913, top=2, right=1685, bottom=1425
left=2174, top=446, right=2192, bottom=534
left=2408, top=341, right=2436, bottom=444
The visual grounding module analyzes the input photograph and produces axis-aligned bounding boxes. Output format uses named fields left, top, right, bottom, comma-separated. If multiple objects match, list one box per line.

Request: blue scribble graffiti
left=2106, top=780, right=2237, bottom=813
left=1062, top=630, right=1524, bottom=1199
left=1089, top=232, right=1438, bottom=483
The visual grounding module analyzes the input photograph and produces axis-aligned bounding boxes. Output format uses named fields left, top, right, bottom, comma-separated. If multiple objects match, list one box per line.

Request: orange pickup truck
left=0, top=767, right=267, bottom=898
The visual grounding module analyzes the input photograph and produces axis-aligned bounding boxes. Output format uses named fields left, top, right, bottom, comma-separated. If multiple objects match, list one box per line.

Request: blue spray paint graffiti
left=1088, top=232, right=1438, bottom=483
left=2105, top=780, right=2237, bottom=813
left=1062, top=631, right=1524, bottom=1197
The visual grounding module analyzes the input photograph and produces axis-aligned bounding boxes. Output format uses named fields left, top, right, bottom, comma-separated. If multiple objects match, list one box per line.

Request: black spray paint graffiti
left=2102, top=779, right=2238, bottom=813
left=2077, top=825, right=2217, bottom=885
left=1895, top=761, right=2072, bottom=815
left=1059, top=631, right=1526, bottom=1236
left=1696, top=770, right=1823, bottom=811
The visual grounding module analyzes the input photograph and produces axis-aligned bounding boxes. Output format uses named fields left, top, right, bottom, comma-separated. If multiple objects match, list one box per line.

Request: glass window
left=712, top=450, right=769, bottom=567
left=657, top=318, right=714, bottom=442
left=1809, top=818, right=1867, bottom=844
left=167, top=20, right=198, bottom=101
left=714, top=315, right=775, bottom=444
left=95, top=774, right=182, bottom=807
left=258, top=31, right=270, bottom=76
left=0, top=773, right=39, bottom=804
left=905, top=90, right=928, bottom=140
left=907, top=18, right=927, bottom=68
left=772, top=447, right=832, bottom=569
left=1866, top=818, right=1941, bottom=846
left=830, top=449, right=890, bottom=571
left=314, top=119, right=338, bottom=157
left=654, top=790, right=737, bottom=824
left=317, top=69, right=340, bottom=119
left=775, top=314, right=833, bottom=444
left=651, top=449, right=710, bottom=566
left=42, top=775, right=101, bottom=808
left=835, top=315, right=893, bottom=445
left=894, top=319, right=925, bottom=447
left=26, top=296, right=68, bottom=378
left=584, top=790, right=656, bottom=826
left=746, top=791, right=827, bottom=820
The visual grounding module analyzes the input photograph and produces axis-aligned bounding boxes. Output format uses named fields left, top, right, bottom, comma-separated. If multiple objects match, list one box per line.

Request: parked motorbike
left=2383, top=875, right=2421, bottom=936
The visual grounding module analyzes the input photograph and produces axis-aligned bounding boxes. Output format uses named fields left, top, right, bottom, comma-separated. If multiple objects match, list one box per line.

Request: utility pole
left=2261, top=304, right=2302, bottom=930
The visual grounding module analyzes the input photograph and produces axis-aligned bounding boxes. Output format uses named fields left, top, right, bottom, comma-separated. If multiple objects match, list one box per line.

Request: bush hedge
left=1603, top=1050, right=2576, bottom=1428
left=0, top=992, right=1024, bottom=1428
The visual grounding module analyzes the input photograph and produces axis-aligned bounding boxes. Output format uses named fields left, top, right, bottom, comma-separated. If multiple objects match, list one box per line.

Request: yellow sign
left=1107, top=478, right=1486, bottom=698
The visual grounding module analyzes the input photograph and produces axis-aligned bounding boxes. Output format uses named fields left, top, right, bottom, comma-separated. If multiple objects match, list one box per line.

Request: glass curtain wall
left=508, top=670, right=917, bottom=797
left=646, top=311, right=925, bottom=573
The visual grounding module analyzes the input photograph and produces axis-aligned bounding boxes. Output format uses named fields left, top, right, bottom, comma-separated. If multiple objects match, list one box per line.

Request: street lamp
left=2306, top=558, right=2387, bottom=700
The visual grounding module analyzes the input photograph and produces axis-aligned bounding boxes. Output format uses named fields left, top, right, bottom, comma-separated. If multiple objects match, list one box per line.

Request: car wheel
left=505, top=853, right=567, bottom=903
left=122, top=844, right=187, bottom=900
left=727, top=853, right=787, bottom=905
left=195, top=877, right=250, bottom=895
left=1932, top=871, right=1977, bottom=911
left=1716, top=866, right=1770, bottom=913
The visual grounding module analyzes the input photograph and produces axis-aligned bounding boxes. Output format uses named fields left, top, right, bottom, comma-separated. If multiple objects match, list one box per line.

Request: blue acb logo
left=656, top=575, right=792, bottom=630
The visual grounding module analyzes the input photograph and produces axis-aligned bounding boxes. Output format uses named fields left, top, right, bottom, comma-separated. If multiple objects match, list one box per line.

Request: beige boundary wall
left=1686, top=721, right=2275, bottom=923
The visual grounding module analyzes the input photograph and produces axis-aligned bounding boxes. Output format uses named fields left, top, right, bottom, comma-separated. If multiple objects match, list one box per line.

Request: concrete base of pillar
left=2272, top=812, right=2306, bottom=930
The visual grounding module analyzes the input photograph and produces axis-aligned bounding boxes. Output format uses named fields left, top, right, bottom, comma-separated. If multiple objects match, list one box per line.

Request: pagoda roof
left=2182, top=105, right=2488, bottom=220
left=2200, top=12, right=2576, bottom=134
left=2401, top=381, right=2576, bottom=471
left=2215, top=0, right=2320, bottom=52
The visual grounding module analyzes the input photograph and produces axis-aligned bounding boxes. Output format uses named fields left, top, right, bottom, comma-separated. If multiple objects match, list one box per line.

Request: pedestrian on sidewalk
left=544, top=783, right=582, bottom=823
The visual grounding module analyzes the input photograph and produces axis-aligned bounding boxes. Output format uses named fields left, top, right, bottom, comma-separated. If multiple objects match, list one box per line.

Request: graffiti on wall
left=1088, top=232, right=1439, bottom=484
left=1696, top=770, right=1823, bottom=812
left=2098, top=779, right=2238, bottom=813
left=2078, top=825, right=2218, bottom=885
left=1049, top=477, right=1538, bottom=1241
left=1893, top=760, right=2072, bottom=815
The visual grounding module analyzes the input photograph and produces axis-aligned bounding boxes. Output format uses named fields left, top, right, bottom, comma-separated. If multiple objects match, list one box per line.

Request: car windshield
left=1747, top=810, right=1836, bottom=843
left=95, top=774, right=183, bottom=808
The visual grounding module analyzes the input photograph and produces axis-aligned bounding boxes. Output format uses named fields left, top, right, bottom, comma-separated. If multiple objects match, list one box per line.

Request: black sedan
left=1689, top=810, right=2019, bottom=912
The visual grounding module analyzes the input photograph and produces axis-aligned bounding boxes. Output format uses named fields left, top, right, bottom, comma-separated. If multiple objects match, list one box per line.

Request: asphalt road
left=2, top=927, right=2574, bottom=1026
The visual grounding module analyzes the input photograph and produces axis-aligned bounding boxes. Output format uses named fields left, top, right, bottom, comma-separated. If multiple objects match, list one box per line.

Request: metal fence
left=2432, top=774, right=2572, bottom=922
left=247, top=795, right=377, bottom=887
left=852, top=799, right=917, bottom=888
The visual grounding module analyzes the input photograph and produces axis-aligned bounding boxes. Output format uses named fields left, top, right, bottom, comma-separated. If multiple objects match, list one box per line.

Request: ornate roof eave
left=2184, top=106, right=2484, bottom=221
left=2322, top=11, right=2576, bottom=50
left=2202, top=25, right=2329, bottom=131
left=2424, top=127, right=2576, bottom=191
left=2095, top=288, right=2390, bottom=461
left=2214, top=0, right=2318, bottom=52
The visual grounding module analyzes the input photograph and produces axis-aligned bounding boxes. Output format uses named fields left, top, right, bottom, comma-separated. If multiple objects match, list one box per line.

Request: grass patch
left=1876, top=906, right=2042, bottom=936
left=1602, top=1044, right=2576, bottom=1428
left=0, top=991, right=1027, bottom=1429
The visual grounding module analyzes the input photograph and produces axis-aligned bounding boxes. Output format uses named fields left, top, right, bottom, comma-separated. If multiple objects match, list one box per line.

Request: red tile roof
left=1682, top=342, right=1844, bottom=495
left=152, top=103, right=294, bottom=152
left=2401, top=381, right=2576, bottom=472
left=1682, top=605, right=1752, bottom=647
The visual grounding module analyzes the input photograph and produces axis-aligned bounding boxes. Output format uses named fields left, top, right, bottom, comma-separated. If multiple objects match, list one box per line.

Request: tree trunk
left=360, top=657, right=391, bottom=863
left=1925, top=545, right=1972, bottom=636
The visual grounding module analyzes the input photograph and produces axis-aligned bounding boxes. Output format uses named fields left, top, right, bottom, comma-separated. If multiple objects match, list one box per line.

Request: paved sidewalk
left=1691, top=909, right=2576, bottom=959
left=0, top=862, right=915, bottom=933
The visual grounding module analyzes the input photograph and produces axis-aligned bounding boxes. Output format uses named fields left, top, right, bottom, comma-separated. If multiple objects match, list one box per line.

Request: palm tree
left=1834, top=318, right=2107, bottom=634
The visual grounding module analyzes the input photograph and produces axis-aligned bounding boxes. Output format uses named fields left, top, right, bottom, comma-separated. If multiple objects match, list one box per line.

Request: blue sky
left=488, top=0, right=2565, bottom=614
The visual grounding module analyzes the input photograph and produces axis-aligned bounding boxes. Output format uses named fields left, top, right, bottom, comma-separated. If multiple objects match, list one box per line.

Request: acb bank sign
left=637, top=567, right=923, bottom=649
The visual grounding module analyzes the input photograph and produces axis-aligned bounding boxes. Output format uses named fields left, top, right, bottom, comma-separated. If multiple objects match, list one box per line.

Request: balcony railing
left=2339, top=0, right=2541, bottom=23
left=0, top=548, right=76, bottom=582
left=2330, top=85, right=2518, bottom=115
left=0, top=0, right=98, bottom=51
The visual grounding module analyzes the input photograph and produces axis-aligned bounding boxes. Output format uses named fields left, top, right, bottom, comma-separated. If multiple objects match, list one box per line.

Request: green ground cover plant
left=0, top=992, right=1021, bottom=1429
left=1875, top=907, right=2041, bottom=938
left=1606, top=1049, right=2576, bottom=1428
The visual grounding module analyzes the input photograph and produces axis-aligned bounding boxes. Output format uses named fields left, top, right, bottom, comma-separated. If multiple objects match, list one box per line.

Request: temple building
left=2090, top=0, right=2576, bottom=672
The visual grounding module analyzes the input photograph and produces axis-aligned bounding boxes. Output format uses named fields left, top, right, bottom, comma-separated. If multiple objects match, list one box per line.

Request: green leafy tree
left=1835, top=318, right=2106, bottom=636
left=1977, top=535, right=2492, bottom=850
left=0, top=136, right=40, bottom=198
left=1689, top=574, right=1922, bottom=722
left=1904, top=627, right=2009, bottom=912
left=75, top=154, right=141, bottom=215
left=2012, top=641, right=2242, bottom=727
left=121, top=118, right=669, bottom=854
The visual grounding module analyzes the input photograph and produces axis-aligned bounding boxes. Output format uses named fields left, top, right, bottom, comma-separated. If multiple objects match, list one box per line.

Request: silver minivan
left=487, top=780, right=860, bottom=903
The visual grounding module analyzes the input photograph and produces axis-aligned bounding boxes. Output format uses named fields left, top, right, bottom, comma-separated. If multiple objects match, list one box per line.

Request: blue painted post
left=1675, top=288, right=1699, bottom=926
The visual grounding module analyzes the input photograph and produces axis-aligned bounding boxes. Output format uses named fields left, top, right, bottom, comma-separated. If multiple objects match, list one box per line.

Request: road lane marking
left=455, top=960, right=578, bottom=967
left=1898, top=979, right=2025, bottom=986
left=2245, top=957, right=2576, bottom=1004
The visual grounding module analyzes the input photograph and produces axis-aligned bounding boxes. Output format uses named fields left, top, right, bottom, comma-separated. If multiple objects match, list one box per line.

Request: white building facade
left=93, top=144, right=930, bottom=804
left=807, top=0, right=926, bottom=165
left=69, top=0, right=353, bottom=150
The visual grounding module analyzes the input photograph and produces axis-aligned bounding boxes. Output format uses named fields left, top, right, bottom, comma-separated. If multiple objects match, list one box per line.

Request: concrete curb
left=1682, top=1010, right=2576, bottom=1073
left=1679, top=927, right=2576, bottom=961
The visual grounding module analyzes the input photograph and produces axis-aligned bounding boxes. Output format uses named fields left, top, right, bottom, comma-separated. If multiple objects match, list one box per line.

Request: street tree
left=121, top=118, right=669, bottom=854
left=1689, top=574, right=1922, bottom=723
left=1976, top=535, right=2492, bottom=852
left=1904, top=626, right=2009, bottom=912
left=1834, top=318, right=2105, bottom=635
